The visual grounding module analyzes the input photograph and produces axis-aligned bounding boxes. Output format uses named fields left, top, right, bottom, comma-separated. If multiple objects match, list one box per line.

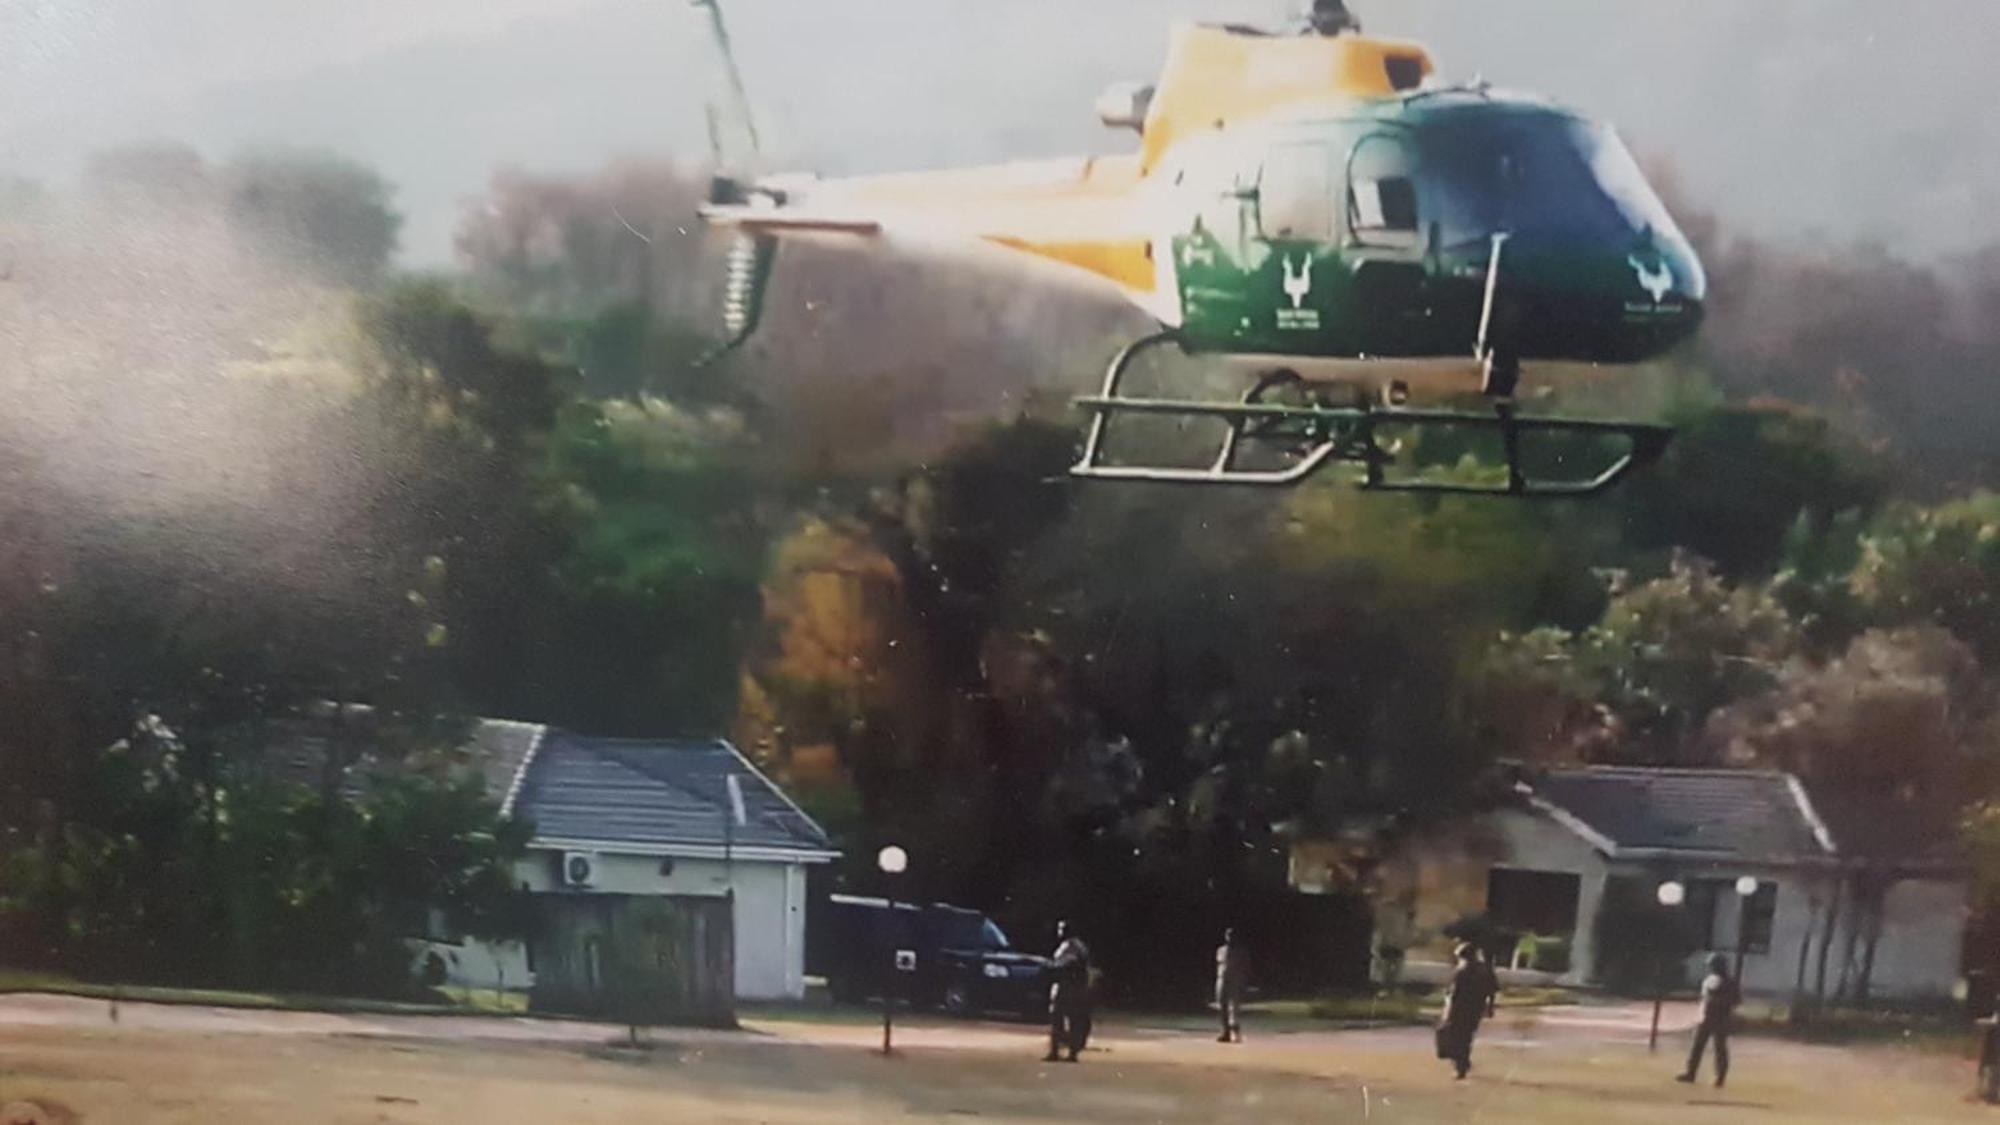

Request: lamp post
left=878, top=844, right=908, bottom=1056
left=1650, top=879, right=1686, bottom=1052
left=1734, top=875, right=1760, bottom=984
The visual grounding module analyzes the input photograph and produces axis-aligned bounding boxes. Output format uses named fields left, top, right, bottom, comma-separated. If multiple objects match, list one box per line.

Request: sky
left=5, top=0, right=1996, bottom=265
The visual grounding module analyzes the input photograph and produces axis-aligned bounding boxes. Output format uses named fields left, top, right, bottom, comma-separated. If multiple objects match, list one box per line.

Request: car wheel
left=942, top=982, right=973, bottom=1016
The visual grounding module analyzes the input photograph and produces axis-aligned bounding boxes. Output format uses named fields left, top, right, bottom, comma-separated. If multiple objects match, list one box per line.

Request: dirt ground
left=0, top=994, right=1988, bottom=1123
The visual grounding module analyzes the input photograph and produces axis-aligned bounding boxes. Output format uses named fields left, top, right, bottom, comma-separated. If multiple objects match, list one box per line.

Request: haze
left=5, top=0, right=1993, bottom=264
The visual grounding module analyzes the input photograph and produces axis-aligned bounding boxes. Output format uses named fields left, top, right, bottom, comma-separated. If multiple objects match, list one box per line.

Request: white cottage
left=1352, top=766, right=1968, bottom=1002
left=421, top=722, right=838, bottom=1002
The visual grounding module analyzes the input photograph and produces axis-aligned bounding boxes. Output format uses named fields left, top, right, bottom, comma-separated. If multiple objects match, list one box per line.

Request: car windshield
left=930, top=912, right=1010, bottom=951
left=1420, top=113, right=1682, bottom=251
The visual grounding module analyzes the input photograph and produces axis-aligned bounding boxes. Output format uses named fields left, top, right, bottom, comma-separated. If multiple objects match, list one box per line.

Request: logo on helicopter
left=1277, top=254, right=1320, bottom=330
left=1628, top=253, right=1673, bottom=305
left=1623, top=252, right=1686, bottom=321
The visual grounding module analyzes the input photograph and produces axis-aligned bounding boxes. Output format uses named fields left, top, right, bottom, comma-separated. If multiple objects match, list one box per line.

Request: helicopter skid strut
left=1070, top=332, right=1673, bottom=497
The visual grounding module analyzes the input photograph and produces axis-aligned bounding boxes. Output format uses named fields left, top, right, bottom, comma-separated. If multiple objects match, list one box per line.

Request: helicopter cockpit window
left=1352, top=178, right=1418, bottom=232
left=1256, top=141, right=1336, bottom=242
left=1417, top=114, right=1687, bottom=253
left=1347, top=133, right=1421, bottom=248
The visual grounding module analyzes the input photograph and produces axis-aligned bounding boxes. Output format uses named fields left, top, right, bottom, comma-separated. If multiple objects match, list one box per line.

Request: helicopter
left=692, top=0, right=1706, bottom=497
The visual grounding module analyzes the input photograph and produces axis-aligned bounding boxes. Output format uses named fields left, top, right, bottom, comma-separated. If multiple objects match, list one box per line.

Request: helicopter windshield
left=1419, top=114, right=1680, bottom=252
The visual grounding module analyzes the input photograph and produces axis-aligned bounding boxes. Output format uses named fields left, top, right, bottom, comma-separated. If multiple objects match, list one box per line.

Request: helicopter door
left=1169, top=138, right=1264, bottom=345
left=1246, top=140, right=1340, bottom=345
left=1344, top=131, right=1433, bottom=349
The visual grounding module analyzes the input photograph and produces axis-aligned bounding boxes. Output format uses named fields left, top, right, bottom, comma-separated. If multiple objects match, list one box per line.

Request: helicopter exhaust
left=1300, top=0, right=1363, bottom=37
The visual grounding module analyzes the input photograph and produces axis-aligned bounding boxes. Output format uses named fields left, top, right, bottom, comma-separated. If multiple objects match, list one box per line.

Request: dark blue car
left=822, top=895, right=1049, bottom=1019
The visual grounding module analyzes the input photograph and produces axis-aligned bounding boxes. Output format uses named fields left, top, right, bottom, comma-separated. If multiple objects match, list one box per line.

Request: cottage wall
left=431, top=850, right=809, bottom=1001
left=1370, top=782, right=1970, bottom=1004
left=1739, top=867, right=1833, bottom=997
left=1379, top=808, right=1607, bottom=984
left=1616, top=868, right=1963, bottom=1001
left=528, top=893, right=735, bottom=1026
left=1606, top=862, right=1835, bottom=997
left=1860, top=877, right=1968, bottom=1001
left=519, top=849, right=807, bottom=1001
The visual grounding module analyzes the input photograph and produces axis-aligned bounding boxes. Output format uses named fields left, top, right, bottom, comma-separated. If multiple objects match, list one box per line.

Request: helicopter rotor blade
left=688, top=0, right=763, bottom=178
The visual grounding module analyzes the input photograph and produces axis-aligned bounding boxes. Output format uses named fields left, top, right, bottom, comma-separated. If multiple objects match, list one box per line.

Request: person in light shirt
left=1043, top=921, right=1093, bottom=1063
left=1677, top=953, right=1741, bottom=1089
left=1214, top=928, right=1246, bottom=1043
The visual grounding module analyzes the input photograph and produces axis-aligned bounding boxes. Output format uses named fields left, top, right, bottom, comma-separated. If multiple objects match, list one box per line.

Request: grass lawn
left=0, top=968, right=524, bottom=1017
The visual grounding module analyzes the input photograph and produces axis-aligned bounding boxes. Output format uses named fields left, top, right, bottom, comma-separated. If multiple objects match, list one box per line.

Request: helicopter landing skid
left=1070, top=334, right=1672, bottom=497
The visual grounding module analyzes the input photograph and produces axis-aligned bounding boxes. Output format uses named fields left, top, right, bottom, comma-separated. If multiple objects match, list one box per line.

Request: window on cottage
left=1487, top=868, right=1582, bottom=936
left=1740, top=883, right=1778, bottom=955
left=1684, top=878, right=1725, bottom=948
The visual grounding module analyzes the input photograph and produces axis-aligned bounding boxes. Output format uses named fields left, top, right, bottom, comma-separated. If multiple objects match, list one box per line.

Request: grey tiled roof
left=254, top=712, right=534, bottom=803
left=468, top=720, right=545, bottom=817
left=512, top=732, right=832, bottom=854
left=253, top=715, right=828, bottom=857
left=1526, top=767, right=1831, bottom=861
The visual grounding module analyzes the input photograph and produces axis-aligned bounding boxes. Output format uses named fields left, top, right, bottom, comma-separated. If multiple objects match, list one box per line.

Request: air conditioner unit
left=560, top=851, right=598, bottom=888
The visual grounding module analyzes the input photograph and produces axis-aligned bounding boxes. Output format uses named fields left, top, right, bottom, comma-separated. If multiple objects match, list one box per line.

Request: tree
left=1480, top=556, right=1802, bottom=766
left=1704, top=626, right=1996, bottom=1001
left=531, top=397, right=767, bottom=734
left=226, top=149, right=401, bottom=287
left=83, top=143, right=211, bottom=209
left=1705, top=626, right=1992, bottom=827
left=455, top=164, right=707, bottom=316
left=348, top=280, right=772, bottom=735
left=1850, top=493, right=2000, bottom=666
left=1616, top=400, right=1887, bottom=578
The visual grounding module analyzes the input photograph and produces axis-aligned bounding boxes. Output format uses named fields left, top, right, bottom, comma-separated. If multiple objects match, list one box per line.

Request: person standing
left=1436, top=943, right=1497, bottom=1080
left=1677, top=954, right=1739, bottom=1088
left=1475, top=945, right=1501, bottom=1019
left=1215, top=928, right=1246, bottom=1043
left=1045, top=920, right=1093, bottom=1062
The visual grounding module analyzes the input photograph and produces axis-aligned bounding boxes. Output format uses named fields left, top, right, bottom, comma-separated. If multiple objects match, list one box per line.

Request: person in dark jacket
left=1677, top=953, right=1739, bottom=1088
left=1044, top=920, right=1093, bottom=1062
left=1215, top=928, right=1246, bottom=1043
left=1436, top=943, right=1498, bottom=1079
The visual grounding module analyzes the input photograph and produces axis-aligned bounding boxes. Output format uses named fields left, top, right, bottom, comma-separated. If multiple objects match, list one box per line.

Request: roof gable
left=252, top=714, right=830, bottom=858
left=512, top=732, right=832, bottom=855
left=254, top=713, right=543, bottom=806
left=1524, top=767, right=1831, bottom=862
